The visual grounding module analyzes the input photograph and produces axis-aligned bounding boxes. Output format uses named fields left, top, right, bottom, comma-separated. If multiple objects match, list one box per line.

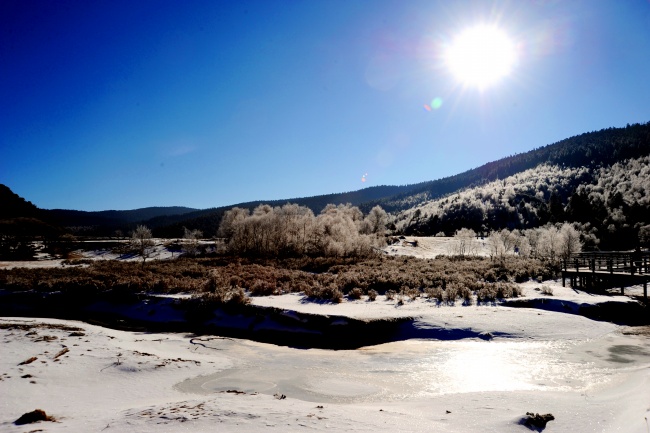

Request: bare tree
left=182, top=227, right=203, bottom=256
left=131, top=225, right=155, bottom=267
left=454, top=228, right=477, bottom=256
left=487, top=229, right=528, bottom=259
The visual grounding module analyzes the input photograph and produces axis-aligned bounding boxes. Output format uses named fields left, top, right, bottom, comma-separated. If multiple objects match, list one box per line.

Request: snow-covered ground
left=0, top=240, right=178, bottom=270
left=2, top=241, right=649, bottom=431
left=383, top=236, right=494, bottom=258
left=1, top=313, right=649, bottom=432
left=0, top=236, right=476, bottom=270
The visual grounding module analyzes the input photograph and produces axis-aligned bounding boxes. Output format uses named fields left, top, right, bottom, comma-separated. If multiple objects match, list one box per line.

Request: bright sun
left=445, top=25, right=516, bottom=89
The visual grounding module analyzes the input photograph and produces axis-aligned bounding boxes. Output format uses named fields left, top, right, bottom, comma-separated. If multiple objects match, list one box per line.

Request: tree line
left=218, top=203, right=388, bottom=257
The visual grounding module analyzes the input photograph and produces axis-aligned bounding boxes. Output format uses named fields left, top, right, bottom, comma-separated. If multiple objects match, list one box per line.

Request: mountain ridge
left=1, top=121, right=648, bottom=238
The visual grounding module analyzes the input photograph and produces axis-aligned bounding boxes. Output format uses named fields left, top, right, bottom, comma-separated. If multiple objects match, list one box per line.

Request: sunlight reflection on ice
left=177, top=336, right=649, bottom=404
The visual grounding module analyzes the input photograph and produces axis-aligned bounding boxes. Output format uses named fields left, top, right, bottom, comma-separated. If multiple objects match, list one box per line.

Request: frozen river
left=176, top=331, right=650, bottom=404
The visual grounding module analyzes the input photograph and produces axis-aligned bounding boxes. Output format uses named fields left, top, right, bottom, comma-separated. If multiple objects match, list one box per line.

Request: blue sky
left=2, top=0, right=649, bottom=211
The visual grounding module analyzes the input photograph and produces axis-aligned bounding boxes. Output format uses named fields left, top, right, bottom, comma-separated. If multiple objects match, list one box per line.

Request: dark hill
left=0, top=184, right=41, bottom=219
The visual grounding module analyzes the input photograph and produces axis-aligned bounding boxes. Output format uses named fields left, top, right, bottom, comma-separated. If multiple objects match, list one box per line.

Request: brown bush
left=401, top=286, right=420, bottom=301
left=348, top=287, right=364, bottom=300
left=425, top=286, right=444, bottom=303
left=0, top=254, right=540, bottom=307
left=445, top=285, right=459, bottom=305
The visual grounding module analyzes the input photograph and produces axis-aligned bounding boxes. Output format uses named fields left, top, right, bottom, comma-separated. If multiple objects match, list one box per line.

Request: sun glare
left=445, top=25, right=516, bottom=89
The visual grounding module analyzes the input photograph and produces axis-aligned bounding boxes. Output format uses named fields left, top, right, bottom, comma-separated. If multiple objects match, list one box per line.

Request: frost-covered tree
left=217, top=203, right=385, bottom=257
left=131, top=225, right=155, bottom=267
left=486, top=229, right=524, bottom=259
left=559, top=223, right=583, bottom=260
left=182, top=227, right=203, bottom=256
left=364, top=205, right=388, bottom=235
left=454, top=228, right=477, bottom=256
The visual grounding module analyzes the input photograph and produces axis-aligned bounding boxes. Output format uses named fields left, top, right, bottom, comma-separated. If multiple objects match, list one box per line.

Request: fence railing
left=563, top=251, right=650, bottom=276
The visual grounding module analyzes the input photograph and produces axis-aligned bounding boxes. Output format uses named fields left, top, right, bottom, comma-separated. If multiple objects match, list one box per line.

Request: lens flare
left=423, top=104, right=432, bottom=112
left=431, top=97, right=443, bottom=109
left=361, top=173, right=368, bottom=182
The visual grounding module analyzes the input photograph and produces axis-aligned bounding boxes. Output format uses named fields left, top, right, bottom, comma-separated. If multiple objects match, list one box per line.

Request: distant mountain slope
left=94, top=207, right=198, bottom=223
left=2, top=121, right=648, bottom=239
left=365, top=122, right=650, bottom=213
left=46, top=206, right=198, bottom=228
left=397, top=156, right=650, bottom=249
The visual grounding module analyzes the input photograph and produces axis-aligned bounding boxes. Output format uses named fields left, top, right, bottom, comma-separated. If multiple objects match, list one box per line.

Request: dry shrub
left=227, top=286, right=250, bottom=305
left=198, top=286, right=250, bottom=306
left=476, top=283, right=497, bottom=303
left=401, top=286, right=420, bottom=301
left=477, top=282, right=521, bottom=301
left=496, top=282, right=521, bottom=298
left=202, top=276, right=250, bottom=305
left=348, top=287, right=364, bottom=300
left=304, top=283, right=343, bottom=303
left=367, top=289, right=378, bottom=301
left=445, top=285, right=459, bottom=305
left=249, top=279, right=277, bottom=296
left=459, top=286, right=474, bottom=305
left=1, top=254, right=540, bottom=308
left=425, top=286, right=444, bottom=303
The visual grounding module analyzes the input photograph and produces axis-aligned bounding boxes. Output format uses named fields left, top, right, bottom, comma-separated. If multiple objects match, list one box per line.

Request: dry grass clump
left=445, top=285, right=459, bottom=305
left=303, top=283, right=343, bottom=303
left=0, top=254, right=544, bottom=307
left=459, top=286, right=474, bottom=305
left=401, top=286, right=421, bottom=301
left=476, top=282, right=522, bottom=303
left=425, top=286, right=444, bottom=304
left=203, top=275, right=250, bottom=305
left=347, top=287, right=364, bottom=300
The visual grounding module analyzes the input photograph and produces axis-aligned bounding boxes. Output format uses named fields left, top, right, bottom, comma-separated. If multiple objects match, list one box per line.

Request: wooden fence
left=561, top=251, right=649, bottom=300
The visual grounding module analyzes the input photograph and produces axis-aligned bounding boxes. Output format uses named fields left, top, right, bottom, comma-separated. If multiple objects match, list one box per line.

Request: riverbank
left=2, top=277, right=647, bottom=349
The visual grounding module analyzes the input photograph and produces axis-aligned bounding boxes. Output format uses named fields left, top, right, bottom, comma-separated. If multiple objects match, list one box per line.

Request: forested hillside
left=397, top=156, right=650, bottom=250
left=364, top=122, right=650, bottom=213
